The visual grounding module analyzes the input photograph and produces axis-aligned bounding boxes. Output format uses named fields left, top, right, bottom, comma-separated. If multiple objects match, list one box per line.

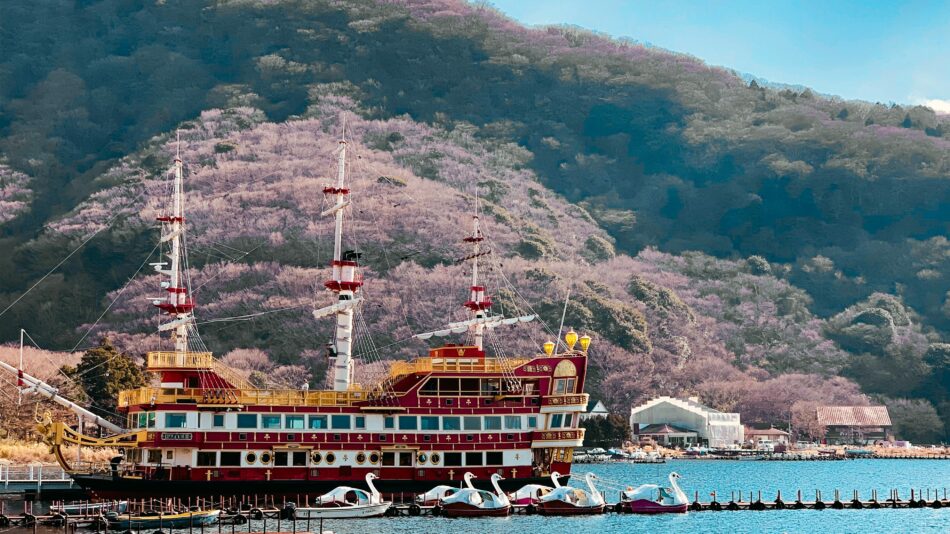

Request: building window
left=285, top=415, right=304, bottom=429
left=308, top=415, right=328, bottom=429
left=219, top=452, right=241, bottom=466
left=504, top=416, right=521, bottom=430
left=237, top=414, right=258, bottom=429
left=355, top=416, right=365, bottom=429
left=550, top=414, right=563, bottom=428
left=261, top=415, right=281, bottom=429
left=398, top=416, right=417, bottom=430
left=165, top=413, right=187, bottom=428
left=384, top=416, right=395, bottom=429
left=564, top=413, right=574, bottom=428
left=275, top=451, right=288, bottom=466
left=421, top=416, right=440, bottom=430
left=196, top=451, right=217, bottom=467
left=399, top=452, right=414, bottom=466
left=443, top=416, right=461, bottom=430
left=292, top=452, right=307, bottom=466
left=331, top=415, right=351, bottom=429
left=465, top=452, right=483, bottom=466
left=463, top=416, right=481, bottom=431
left=212, top=414, right=225, bottom=428
left=486, top=451, right=503, bottom=465
left=444, top=452, right=463, bottom=466
left=484, top=416, right=502, bottom=430
left=527, top=416, right=538, bottom=429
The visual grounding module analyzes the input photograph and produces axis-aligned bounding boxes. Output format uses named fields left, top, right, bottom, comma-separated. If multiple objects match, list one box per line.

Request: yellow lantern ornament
left=542, top=341, right=555, bottom=356
left=565, top=329, right=578, bottom=351
left=579, top=334, right=591, bottom=352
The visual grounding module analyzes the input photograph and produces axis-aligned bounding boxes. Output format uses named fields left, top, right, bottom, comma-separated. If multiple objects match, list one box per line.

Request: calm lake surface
left=9, top=459, right=950, bottom=534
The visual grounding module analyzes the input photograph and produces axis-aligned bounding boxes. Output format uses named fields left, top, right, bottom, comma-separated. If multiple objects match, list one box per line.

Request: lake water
left=8, top=459, right=949, bottom=534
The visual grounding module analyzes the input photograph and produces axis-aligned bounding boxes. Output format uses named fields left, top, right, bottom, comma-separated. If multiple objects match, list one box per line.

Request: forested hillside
left=0, top=0, right=947, bottom=440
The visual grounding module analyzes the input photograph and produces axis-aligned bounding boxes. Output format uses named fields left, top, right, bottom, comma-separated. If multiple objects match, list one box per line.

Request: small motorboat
left=620, top=472, right=689, bottom=514
left=508, top=471, right=563, bottom=505
left=439, top=473, right=511, bottom=517
left=51, top=501, right=128, bottom=516
left=105, top=509, right=220, bottom=529
left=537, top=472, right=606, bottom=515
left=295, top=473, right=392, bottom=519
left=417, top=472, right=477, bottom=506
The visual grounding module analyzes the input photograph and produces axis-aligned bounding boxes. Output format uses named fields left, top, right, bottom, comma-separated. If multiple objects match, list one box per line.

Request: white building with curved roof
left=630, top=396, right=743, bottom=448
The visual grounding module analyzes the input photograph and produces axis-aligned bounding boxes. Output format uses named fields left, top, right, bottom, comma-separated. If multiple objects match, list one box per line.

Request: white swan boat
left=439, top=473, right=511, bottom=517
left=416, top=472, right=477, bottom=506
left=620, top=472, right=689, bottom=514
left=509, top=471, right=563, bottom=505
left=537, top=472, right=606, bottom=515
left=294, top=473, right=392, bottom=518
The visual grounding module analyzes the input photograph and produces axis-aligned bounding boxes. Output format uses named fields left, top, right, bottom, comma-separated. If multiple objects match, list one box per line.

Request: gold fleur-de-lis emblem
left=465, top=399, right=472, bottom=405
left=357, top=434, right=364, bottom=441
left=402, top=435, right=409, bottom=441
left=487, top=434, right=494, bottom=440
left=310, top=434, right=318, bottom=440
left=446, top=435, right=453, bottom=441
left=426, top=399, right=433, bottom=405
left=264, top=434, right=271, bottom=440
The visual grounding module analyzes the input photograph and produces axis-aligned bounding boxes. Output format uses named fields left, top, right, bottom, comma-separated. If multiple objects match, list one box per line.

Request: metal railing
left=119, top=386, right=368, bottom=408
left=0, top=464, right=74, bottom=490
left=388, top=357, right=530, bottom=378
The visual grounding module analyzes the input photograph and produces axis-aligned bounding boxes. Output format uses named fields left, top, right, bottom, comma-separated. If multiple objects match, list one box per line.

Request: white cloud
left=918, top=99, right=950, bottom=114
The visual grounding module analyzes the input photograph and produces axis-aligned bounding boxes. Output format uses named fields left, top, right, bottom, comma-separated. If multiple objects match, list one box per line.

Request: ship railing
left=119, top=386, right=367, bottom=407
left=388, top=357, right=530, bottom=378
left=146, top=351, right=255, bottom=390
left=541, top=393, right=590, bottom=407
left=0, top=464, right=75, bottom=483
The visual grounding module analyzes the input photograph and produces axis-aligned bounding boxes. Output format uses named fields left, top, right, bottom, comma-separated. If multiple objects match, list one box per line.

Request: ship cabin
left=112, top=334, right=591, bottom=486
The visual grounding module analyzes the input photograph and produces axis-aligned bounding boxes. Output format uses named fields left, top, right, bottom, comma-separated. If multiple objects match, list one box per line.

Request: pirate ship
left=29, top=126, right=592, bottom=499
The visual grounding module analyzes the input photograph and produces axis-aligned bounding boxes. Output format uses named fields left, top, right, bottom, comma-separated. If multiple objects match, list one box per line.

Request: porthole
left=311, top=451, right=322, bottom=464
left=369, top=452, right=380, bottom=464
left=356, top=452, right=366, bottom=464
left=245, top=452, right=257, bottom=464
left=260, top=452, right=273, bottom=464
left=417, top=453, right=428, bottom=464
left=430, top=453, right=441, bottom=464
left=325, top=452, right=336, bottom=465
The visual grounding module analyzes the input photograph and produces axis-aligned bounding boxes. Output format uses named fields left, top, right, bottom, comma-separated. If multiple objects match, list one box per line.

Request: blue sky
left=488, top=0, right=950, bottom=111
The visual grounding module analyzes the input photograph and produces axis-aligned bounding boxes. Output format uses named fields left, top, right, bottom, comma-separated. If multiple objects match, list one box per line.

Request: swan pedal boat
left=620, top=472, right=689, bottom=514
left=508, top=471, right=565, bottom=505
left=294, top=473, right=392, bottom=519
left=537, top=473, right=606, bottom=515
left=438, top=473, right=511, bottom=517
left=416, top=472, right=478, bottom=506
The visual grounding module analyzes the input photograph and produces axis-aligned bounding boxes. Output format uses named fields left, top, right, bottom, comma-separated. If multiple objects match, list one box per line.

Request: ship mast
left=317, top=118, right=362, bottom=391
left=152, top=135, right=195, bottom=355
left=463, top=194, right=491, bottom=351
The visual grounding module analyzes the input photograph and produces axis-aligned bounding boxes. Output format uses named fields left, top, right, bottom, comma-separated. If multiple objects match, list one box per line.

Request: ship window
left=465, top=452, right=483, bottom=466
left=444, top=452, right=463, bottom=466
left=439, top=378, right=460, bottom=395
left=285, top=415, right=304, bottom=429
left=196, top=451, right=217, bottom=467
left=420, top=416, right=440, bottom=430
left=212, top=414, right=225, bottom=428
left=261, top=415, right=281, bottom=429
left=382, top=452, right=395, bottom=466
left=220, top=452, right=241, bottom=466
left=292, top=452, right=307, bottom=466
left=237, top=414, right=258, bottom=429
left=419, top=379, right=438, bottom=395
left=484, top=416, right=502, bottom=430
left=399, top=452, right=413, bottom=466
left=527, top=416, right=538, bottom=429
left=486, top=452, right=503, bottom=465
left=564, top=413, right=574, bottom=428
left=481, top=379, right=501, bottom=396
left=136, top=412, right=156, bottom=429
left=384, top=416, right=395, bottom=429
left=398, top=416, right=417, bottom=430
left=460, top=378, right=480, bottom=393
left=523, top=381, right=538, bottom=395
left=553, top=378, right=576, bottom=395
left=166, top=450, right=174, bottom=460
left=165, top=413, right=187, bottom=428
left=443, top=417, right=461, bottom=430
left=504, top=416, right=522, bottom=430
left=355, top=416, right=365, bottom=429
left=463, top=416, right=481, bottom=431
left=147, top=449, right=162, bottom=463
left=308, top=415, right=328, bottom=429
left=550, top=414, right=563, bottom=428
left=275, top=451, right=289, bottom=466
left=331, top=415, right=351, bottom=429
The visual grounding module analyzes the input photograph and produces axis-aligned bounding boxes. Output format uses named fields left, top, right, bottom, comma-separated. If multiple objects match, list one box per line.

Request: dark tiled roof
left=816, top=406, right=891, bottom=427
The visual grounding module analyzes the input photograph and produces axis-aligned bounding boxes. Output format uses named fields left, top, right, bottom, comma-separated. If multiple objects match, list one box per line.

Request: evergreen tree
left=62, top=338, right=146, bottom=422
